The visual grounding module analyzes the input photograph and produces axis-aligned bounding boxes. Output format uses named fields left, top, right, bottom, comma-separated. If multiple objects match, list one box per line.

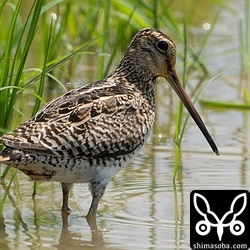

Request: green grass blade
left=0, top=0, right=23, bottom=129
left=0, top=0, right=8, bottom=15
left=173, top=0, right=188, bottom=178
left=179, top=73, right=223, bottom=144
left=3, top=0, right=44, bottom=129
left=200, top=100, right=250, bottom=109
left=0, top=169, right=18, bottom=212
left=98, top=0, right=110, bottom=79
left=22, top=35, right=103, bottom=91
left=32, top=14, right=54, bottom=116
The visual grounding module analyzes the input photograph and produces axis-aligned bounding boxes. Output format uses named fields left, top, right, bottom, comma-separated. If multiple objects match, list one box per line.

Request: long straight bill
left=167, top=69, right=219, bottom=155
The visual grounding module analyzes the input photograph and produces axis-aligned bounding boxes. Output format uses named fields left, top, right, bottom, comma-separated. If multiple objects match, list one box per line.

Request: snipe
left=0, top=28, right=219, bottom=218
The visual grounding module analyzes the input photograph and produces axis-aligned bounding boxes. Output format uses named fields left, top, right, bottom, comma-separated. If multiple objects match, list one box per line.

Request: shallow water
left=1, top=1, right=250, bottom=249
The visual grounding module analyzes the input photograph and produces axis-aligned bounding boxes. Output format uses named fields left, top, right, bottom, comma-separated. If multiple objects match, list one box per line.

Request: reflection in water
left=0, top=212, right=10, bottom=250
left=0, top=179, right=32, bottom=249
left=173, top=179, right=185, bottom=250
left=0, top=184, right=108, bottom=250
left=240, top=111, right=249, bottom=186
left=55, top=214, right=106, bottom=250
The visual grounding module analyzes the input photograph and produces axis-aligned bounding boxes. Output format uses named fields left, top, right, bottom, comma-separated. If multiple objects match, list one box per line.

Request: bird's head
left=120, top=28, right=219, bottom=155
left=128, top=28, right=177, bottom=79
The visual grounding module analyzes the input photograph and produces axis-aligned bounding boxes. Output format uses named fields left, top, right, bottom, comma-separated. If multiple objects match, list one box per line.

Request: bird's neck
left=108, top=52, right=157, bottom=100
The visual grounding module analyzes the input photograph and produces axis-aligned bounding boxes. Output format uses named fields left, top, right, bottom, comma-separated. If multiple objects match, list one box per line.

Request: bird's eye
left=156, top=41, right=168, bottom=51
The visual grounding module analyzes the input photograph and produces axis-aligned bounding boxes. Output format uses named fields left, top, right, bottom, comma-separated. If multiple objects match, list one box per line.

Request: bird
left=0, top=28, right=219, bottom=219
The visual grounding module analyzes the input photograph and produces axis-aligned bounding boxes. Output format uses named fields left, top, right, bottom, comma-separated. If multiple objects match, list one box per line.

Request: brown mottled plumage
left=0, top=28, right=219, bottom=218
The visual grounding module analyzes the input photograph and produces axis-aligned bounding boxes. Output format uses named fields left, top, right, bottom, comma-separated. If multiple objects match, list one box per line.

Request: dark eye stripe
left=156, top=41, right=168, bottom=51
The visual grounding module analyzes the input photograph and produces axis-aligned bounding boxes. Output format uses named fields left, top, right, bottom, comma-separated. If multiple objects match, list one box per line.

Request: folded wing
left=2, top=81, right=154, bottom=159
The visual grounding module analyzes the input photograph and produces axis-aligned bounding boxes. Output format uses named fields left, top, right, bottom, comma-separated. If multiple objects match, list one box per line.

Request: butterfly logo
left=193, top=192, right=247, bottom=241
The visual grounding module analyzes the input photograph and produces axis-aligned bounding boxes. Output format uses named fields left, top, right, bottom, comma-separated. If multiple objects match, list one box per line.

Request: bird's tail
left=0, top=148, right=23, bottom=163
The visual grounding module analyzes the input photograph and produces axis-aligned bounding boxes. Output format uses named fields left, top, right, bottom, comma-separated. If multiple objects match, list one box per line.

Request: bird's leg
left=60, top=182, right=74, bottom=212
left=86, top=180, right=107, bottom=219
left=86, top=194, right=102, bottom=219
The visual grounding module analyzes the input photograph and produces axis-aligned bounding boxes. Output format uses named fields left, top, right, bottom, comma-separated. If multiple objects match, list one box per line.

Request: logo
left=190, top=190, right=250, bottom=250
left=194, top=192, right=246, bottom=241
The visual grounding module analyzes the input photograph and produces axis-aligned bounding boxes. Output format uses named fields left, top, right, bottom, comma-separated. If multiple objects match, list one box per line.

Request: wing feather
left=2, top=81, right=154, bottom=158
